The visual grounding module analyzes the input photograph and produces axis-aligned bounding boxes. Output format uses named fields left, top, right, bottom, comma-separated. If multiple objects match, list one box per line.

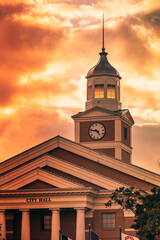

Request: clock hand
left=95, top=129, right=100, bottom=135
left=90, top=129, right=100, bottom=135
left=90, top=129, right=97, bottom=132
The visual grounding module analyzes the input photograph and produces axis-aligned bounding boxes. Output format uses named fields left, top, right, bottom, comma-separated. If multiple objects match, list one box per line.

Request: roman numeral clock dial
left=89, top=122, right=106, bottom=140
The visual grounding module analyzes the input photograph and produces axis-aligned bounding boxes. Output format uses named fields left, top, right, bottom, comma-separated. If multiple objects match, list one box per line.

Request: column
left=115, top=119, right=121, bottom=142
left=115, top=148, right=122, bottom=160
left=51, top=208, right=60, bottom=240
left=20, top=209, right=30, bottom=240
left=75, top=208, right=85, bottom=240
left=0, top=210, right=6, bottom=240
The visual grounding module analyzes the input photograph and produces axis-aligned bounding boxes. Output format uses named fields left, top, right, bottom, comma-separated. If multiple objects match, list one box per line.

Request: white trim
left=115, top=148, right=122, bottom=160
left=75, top=120, right=80, bottom=143
left=59, top=138, right=160, bottom=186
left=115, top=119, right=121, bottom=141
left=0, top=136, right=159, bottom=186
left=0, top=155, right=47, bottom=185
left=72, top=108, right=134, bottom=126
left=125, top=229, right=137, bottom=232
left=82, top=141, right=132, bottom=153
left=1, top=168, right=83, bottom=190
left=0, top=155, right=128, bottom=190
left=0, top=137, right=59, bottom=174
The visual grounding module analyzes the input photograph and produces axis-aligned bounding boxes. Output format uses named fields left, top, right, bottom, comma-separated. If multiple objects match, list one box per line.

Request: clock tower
left=72, top=21, right=134, bottom=163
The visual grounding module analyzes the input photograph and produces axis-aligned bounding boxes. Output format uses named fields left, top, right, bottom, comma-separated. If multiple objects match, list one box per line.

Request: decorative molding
left=1, top=155, right=127, bottom=190
left=0, top=136, right=159, bottom=187
left=1, top=168, right=83, bottom=190
left=82, top=141, right=132, bottom=152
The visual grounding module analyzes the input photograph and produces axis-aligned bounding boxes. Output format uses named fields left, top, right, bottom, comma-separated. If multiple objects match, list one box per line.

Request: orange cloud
left=0, top=106, right=75, bottom=161
left=0, top=0, right=160, bottom=174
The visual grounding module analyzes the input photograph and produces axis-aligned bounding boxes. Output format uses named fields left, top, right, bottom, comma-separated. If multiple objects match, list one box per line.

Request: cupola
left=86, top=50, right=121, bottom=79
left=85, top=17, right=122, bottom=111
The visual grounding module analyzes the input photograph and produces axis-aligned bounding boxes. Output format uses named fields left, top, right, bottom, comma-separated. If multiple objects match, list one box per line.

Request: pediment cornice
left=1, top=154, right=127, bottom=190
left=1, top=167, right=83, bottom=190
left=0, top=136, right=159, bottom=187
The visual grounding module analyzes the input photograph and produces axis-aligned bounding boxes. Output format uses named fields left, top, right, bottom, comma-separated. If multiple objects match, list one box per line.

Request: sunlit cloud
left=0, top=0, right=160, bottom=174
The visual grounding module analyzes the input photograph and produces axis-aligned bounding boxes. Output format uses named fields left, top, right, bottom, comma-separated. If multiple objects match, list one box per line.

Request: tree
left=105, top=187, right=160, bottom=240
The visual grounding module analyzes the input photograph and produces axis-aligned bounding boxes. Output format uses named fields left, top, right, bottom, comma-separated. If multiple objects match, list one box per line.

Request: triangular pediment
left=1, top=155, right=128, bottom=190
left=0, top=135, right=159, bottom=188
left=72, top=106, right=121, bottom=119
left=121, top=109, right=134, bottom=125
left=1, top=167, right=83, bottom=190
left=20, top=180, right=58, bottom=189
left=72, top=107, right=134, bottom=125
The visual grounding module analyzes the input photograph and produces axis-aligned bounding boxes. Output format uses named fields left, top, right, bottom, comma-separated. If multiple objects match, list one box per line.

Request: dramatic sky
left=0, top=0, right=160, bottom=174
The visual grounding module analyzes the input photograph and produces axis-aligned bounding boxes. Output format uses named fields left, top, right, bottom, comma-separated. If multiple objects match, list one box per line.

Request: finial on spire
left=102, top=12, right=105, bottom=52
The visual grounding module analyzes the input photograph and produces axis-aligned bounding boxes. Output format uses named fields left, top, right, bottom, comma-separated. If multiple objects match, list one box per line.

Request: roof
left=86, top=50, right=121, bottom=79
left=72, top=106, right=135, bottom=125
left=0, top=135, right=159, bottom=190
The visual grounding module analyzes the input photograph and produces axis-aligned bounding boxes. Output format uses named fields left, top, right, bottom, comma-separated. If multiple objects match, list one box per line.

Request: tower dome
left=86, top=49, right=121, bottom=79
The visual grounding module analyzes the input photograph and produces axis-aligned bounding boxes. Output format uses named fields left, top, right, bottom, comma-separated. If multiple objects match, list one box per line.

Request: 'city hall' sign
left=26, top=198, right=51, bottom=203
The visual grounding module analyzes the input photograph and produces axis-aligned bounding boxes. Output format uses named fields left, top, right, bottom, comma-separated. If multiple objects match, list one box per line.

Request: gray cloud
left=0, top=3, right=30, bottom=19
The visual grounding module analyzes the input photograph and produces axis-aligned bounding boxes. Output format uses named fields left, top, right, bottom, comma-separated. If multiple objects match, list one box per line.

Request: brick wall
left=61, top=209, right=76, bottom=240
left=96, top=148, right=115, bottom=157
left=121, top=122, right=131, bottom=147
left=122, top=150, right=131, bottom=163
left=20, top=180, right=57, bottom=189
left=91, top=209, right=124, bottom=240
left=49, top=148, right=155, bottom=191
left=43, top=166, right=104, bottom=190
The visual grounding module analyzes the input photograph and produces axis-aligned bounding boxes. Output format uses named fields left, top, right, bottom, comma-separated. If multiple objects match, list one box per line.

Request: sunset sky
left=0, top=0, right=160, bottom=174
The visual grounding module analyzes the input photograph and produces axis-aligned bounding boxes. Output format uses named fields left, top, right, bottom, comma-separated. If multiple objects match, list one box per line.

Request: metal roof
left=86, top=50, right=121, bottom=79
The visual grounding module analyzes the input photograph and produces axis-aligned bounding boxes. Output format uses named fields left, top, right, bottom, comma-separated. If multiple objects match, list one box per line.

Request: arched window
left=95, top=84, right=104, bottom=98
left=107, top=84, right=116, bottom=99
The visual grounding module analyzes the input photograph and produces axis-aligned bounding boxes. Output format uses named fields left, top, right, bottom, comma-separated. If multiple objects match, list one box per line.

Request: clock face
left=89, top=122, right=105, bottom=140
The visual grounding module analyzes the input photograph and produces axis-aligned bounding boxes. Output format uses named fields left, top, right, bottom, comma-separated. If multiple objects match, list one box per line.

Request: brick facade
left=121, top=121, right=131, bottom=147
left=5, top=209, right=137, bottom=240
left=49, top=148, right=155, bottom=191
left=122, top=150, right=131, bottom=163
left=95, top=148, right=115, bottom=157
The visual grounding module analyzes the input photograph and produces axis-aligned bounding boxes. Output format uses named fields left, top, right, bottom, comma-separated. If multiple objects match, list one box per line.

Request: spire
left=86, top=12, right=121, bottom=80
left=100, top=13, right=107, bottom=56
left=102, top=13, right=105, bottom=52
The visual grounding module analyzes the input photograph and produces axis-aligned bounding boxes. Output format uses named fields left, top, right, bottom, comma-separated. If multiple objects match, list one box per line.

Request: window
left=42, top=215, right=51, bottom=230
left=117, top=86, right=120, bottom=101
left=87, top=85, right=92, bottom=100
left=107, top=85, right=116, bottom=99
left=124, top=127, right=127, bottom=140
left=95, top=84, right=104, bottom=98
left=102, top=213, right=116, bottom=230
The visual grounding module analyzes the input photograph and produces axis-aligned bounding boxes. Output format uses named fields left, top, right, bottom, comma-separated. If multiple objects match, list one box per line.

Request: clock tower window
left=87, top=85, right=92, bottom=101
left=107, top=84, right=116, bottom=99
left=117, top=86, right=120, bottom=101
left=124, top=127, right=127, bottom=140
left=95, top=84, right=104, bottom=98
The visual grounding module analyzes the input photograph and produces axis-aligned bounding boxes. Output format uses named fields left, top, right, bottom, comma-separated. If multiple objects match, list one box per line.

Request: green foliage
left=105, top=187, right=160, bottom=240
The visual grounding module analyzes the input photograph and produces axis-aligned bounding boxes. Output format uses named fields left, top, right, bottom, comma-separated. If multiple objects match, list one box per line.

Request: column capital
left=0, top=209, right=5, bottom=212
left=50, top=208, right=60, bottom=212
left=19, top=208, right=30, bottom=212
left=74, top=207, right=86, bottom=211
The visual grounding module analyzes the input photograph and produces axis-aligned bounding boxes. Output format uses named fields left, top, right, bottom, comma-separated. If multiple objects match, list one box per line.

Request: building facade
left=0, top=35, right=160, bottom=240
